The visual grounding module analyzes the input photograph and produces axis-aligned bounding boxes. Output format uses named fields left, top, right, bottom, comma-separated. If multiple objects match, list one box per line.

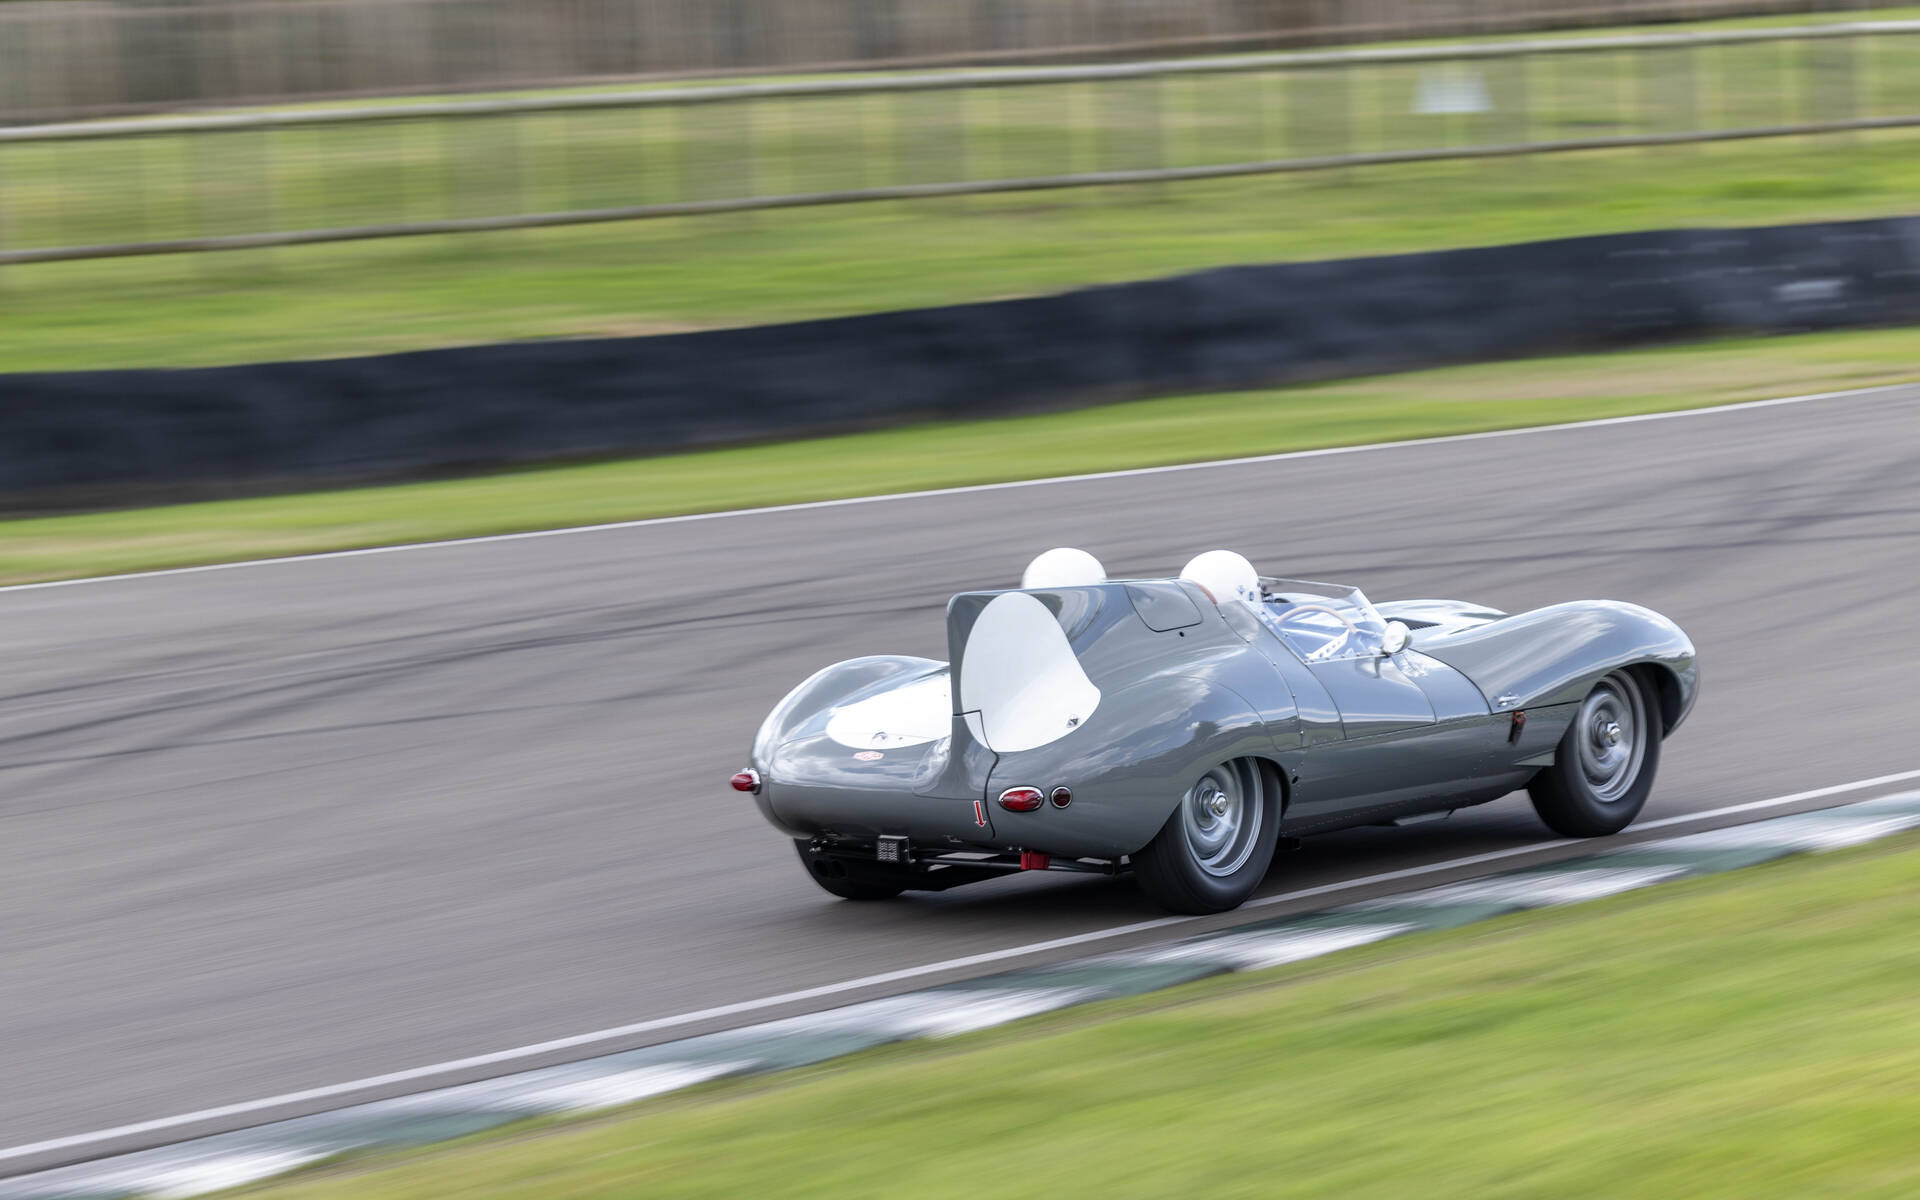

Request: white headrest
left=1021, top=547, right=1106, bottom=590
left=1180, top=549, right=1259, bottom=605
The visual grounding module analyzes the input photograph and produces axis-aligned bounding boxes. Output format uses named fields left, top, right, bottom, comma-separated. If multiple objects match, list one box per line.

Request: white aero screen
left=958, top=593, right=1100, bottom=753
left=824, top=672, right=953, bottom=750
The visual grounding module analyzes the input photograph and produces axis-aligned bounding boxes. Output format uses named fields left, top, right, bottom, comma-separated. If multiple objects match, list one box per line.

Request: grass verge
left=240, top=833, right=1920, bottom=1199
left=2, top=325, right=1915, bottom=585
left=5, top=136, right=1918, bottom=374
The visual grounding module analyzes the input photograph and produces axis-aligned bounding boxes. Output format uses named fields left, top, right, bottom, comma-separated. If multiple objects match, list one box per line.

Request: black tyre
left=794, top=841, right=907, bottom=901
left=1528, top=670, right=1662, bottom=837
left=1133, top=758, right=1280, bottom=914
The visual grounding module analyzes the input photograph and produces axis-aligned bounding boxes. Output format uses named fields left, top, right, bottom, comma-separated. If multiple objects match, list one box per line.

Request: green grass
left=3, top=324, right=1914, bottom=585
left=239, top=833, right=1920, bottom=1199
left=2, top=24, right=1919, bottom=372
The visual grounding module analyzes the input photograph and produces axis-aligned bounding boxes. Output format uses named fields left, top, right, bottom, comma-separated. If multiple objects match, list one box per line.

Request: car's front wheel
left=1133, top=758, right=1280, bottom=914
left=794, top=841, right=907, bottom=901
left=1528, top=670, right=1662, bottom=837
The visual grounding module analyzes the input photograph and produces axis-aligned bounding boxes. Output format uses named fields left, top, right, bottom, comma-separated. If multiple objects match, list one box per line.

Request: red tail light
left=997, top=786, right=1044, bottom=812
left=730, top=769, right=761, bottom=794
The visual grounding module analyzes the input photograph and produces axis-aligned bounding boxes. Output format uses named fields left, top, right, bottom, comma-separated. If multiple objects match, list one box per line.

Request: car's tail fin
left=948, top=590, right=1103, bottom=755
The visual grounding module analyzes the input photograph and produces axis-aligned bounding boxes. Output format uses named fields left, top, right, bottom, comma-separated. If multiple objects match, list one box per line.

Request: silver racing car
left=733, top=548, right=1698, bottom=913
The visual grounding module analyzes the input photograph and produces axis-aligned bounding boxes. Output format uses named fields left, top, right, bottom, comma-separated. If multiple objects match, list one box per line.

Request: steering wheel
left=1277, top=602, right=1359, bottom=662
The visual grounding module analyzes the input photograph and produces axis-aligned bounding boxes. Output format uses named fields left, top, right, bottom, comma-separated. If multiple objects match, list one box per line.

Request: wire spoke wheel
left=1181, top=760, right=1264, bottom=877
left=1574, top=672, right=1647, bottom=804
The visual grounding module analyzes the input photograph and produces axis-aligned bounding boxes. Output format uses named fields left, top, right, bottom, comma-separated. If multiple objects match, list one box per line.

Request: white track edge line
left=2, top=383, right=1904, bottom=595
left=6, top=763, right=1918, bottom=1167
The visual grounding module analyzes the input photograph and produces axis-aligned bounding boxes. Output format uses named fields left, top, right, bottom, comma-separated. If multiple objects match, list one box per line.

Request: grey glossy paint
left=1410, top=599, right=1700, bottom=725
left=748, top=581, right=1697, bottom=869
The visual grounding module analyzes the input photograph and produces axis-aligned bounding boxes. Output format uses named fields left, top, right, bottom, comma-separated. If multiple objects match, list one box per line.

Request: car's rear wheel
left=1133, top=758, right=1280, bottom=914
left=1528, top=670, right=1662, bottom=837
left=794, top=841, right=907, bottom=901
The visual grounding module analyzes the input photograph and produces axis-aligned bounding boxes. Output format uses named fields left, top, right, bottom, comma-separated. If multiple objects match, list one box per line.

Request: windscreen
left=1254, top=578, right=1389, bottom=663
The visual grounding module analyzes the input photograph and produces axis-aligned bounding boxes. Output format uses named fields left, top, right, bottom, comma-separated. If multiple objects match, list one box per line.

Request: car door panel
left=1289, top=652, right=1514, bottom=824
left=1309, top=655, right=1434, bottom=738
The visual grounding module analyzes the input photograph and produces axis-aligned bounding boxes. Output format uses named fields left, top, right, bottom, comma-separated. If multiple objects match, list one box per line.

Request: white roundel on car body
left=824, top=671, right=953, bottom=750
left=958, top=592, right=1100, bottom=753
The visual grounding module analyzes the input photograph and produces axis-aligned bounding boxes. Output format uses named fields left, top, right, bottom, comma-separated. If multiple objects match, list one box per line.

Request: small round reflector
left=730, top=769, right=761, bottom=794
left=1050, top=786, right=1073, bottom=809
left=997, top=786, right=1044, bottom=812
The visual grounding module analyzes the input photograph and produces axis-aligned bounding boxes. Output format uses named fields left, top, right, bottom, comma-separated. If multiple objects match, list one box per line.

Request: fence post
left=0, top=146, right=9, bottom=295
left=1290, top=62, right=1352, bottom=181
left=1153, top=73, right=1171, bottom=188
left=738, top=98, right=759, bottom=227
left=1809, top=29, right=1861, bottom=128
left=1511, top=53, right=1532, bottom=150
left=1067, top=79, right=1091, bottom=184
left=261, top=128, right=280, bottom=272
left=1256, top=66, right=1279, bottom=160
left=1639, top=43, right=1699, bottom=155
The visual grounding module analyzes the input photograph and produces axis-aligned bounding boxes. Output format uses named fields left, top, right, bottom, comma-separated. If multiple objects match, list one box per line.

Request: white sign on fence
left=1414, top=65, right=1492, bottom=114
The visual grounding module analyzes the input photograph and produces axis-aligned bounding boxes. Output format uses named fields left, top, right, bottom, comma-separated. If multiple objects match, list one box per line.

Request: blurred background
left=4, top=0, right=1912, bottom=258
left=0, top=0, right=1900, bottom=119
left=1, top=0, right=1916, bottom=543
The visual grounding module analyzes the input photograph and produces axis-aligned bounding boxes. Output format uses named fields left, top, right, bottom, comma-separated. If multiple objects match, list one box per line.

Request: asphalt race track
left=4, top=387, right=1918, bottom=1157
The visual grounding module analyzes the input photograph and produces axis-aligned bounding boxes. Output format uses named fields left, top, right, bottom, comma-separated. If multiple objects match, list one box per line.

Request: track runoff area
left=6, top=783, right=1920, bottom=1197
left=2, top=385, right=1917, bottom=1191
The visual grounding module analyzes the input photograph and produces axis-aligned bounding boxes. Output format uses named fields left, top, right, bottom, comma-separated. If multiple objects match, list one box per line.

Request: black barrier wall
left=4, top=217, right=1917, bottom=499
